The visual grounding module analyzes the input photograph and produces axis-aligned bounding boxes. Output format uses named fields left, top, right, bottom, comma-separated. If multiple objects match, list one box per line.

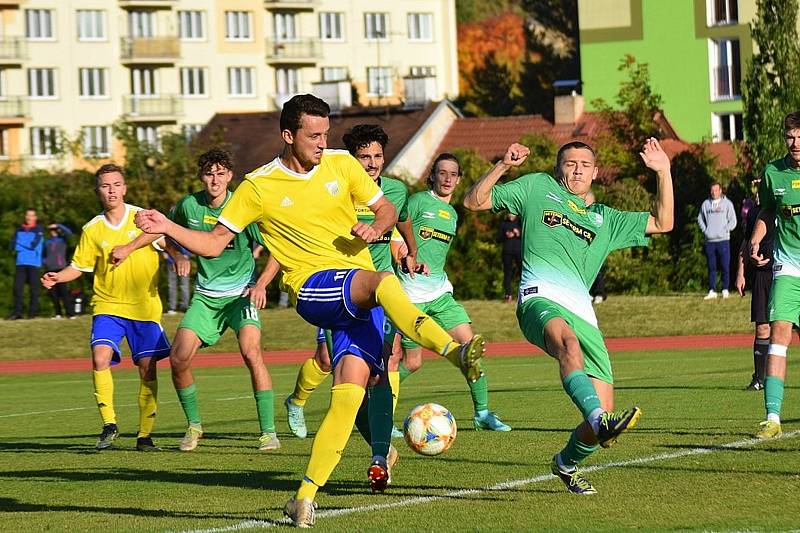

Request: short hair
left=94, top=163, right=124, bottom=189
left=428, top=153, right=461, bottom=187
left=342, top=124, right=389, bottom=155
left=197, top=148, right=234, bottom=177
left=710, top=181, right=722, bottom=189
left=280, top=94, right=330, bottom=135
left=784, top=111, right=800, bottom=132
left=555, top=141, right=597, bottom=168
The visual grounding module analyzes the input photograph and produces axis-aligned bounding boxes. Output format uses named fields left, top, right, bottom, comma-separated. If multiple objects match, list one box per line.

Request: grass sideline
left=0, top=347, right=798, bottom=531
left=0, top=294, right=753, bottom=360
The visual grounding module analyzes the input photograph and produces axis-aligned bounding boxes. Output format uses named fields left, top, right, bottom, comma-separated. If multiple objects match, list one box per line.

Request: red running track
left=0, top=333, right=755, bottom=375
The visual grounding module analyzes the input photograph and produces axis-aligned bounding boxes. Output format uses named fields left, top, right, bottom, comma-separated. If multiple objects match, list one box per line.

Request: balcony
left=118, top=0, right=175, bottom=9
left=711, top=64, right=741, bottom=101
left=0, top=97, right=30, bottom=125
left=265, top=38, right=320, bottom=64
left=122, top=95, right=181, bottom=122
left=0, top=1, right=25, bottom=7
left=264, top=0, right=317, bottom=10
left=0, top=38, right=26, bottom=65
left=120, top=36, right=179, bottom=64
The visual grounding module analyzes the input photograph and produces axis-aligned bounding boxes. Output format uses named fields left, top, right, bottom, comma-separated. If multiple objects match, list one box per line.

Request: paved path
left=0, top=333, right=754, bottom=375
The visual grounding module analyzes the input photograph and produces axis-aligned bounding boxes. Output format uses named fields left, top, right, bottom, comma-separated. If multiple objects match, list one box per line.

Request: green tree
left=742, top=0, right=800, bottom=173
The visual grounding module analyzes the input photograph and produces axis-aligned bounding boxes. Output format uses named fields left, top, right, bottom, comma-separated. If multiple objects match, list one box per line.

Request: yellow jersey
left=218, top=150, right=382, bottom=302
left=71, top=204, right=163, bottom=322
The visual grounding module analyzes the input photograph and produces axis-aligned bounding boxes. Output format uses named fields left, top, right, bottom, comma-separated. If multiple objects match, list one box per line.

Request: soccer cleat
left=179, top=425, right=203, bottom=451
left=744, top=378, right=764, bottom=391
left=473, top=411, right=512, bottom=431
left=258, top=432, right=281, bottom=451
left=136, top=436, right=161, bottom=452
left=285, top=395, right=308, bottom=439
left=283, top=497, right=316, bottom=528
left=96, top=423, right=119, bottom=450
left=755, top=420, right=782, bottom=439
left=391, top=425, right=404, bottom=439
left=368, top=457, right=390, bottom=493
left=550, top=455, right=597, bottom=495
left=457, top=334, right=486, bottom=382
left=596, top=406, right=641, bottom=448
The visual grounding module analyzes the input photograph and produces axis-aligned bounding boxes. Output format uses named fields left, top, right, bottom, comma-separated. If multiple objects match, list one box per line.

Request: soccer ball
left=403, top=403, right=457, bottom=456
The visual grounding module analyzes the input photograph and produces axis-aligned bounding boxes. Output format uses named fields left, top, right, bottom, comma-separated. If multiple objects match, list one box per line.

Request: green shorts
left=401, top=292, right=470, bottom=349
left=769, top=275, right=800, bottom=326
left=516, top=297, right=613, bottom=384
left=179, top=293, right=261, bottom=348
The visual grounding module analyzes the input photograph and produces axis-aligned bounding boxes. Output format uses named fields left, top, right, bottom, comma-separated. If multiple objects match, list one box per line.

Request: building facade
left=0, top=0, right=458, bottom=172
left=579, top=0, right=796, bottom=143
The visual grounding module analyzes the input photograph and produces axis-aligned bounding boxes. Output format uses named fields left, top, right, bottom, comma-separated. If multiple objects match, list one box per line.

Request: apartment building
left=0, top=0, right=458, bottom=172
left=578, top=0, right=796, bottom=143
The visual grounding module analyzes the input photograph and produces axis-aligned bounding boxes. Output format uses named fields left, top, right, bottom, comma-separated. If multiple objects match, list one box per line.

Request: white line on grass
left=176, top=430, right=800, bottom=533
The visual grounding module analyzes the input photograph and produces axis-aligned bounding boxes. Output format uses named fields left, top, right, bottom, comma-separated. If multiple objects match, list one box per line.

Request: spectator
left=498, top=213, right=522, bottom=303
left=698, top=182, right=737, bottom=299
left=44, top=223, right=75, bottom=319
left=164, top=242, right=191, bottom=314
left=7, top=208, right=45, bottom=319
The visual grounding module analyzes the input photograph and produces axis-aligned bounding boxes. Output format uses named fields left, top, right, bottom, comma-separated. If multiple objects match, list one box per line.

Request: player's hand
left=639, top=138, right=670, bottom=173
left=173, top=254, right=191, bottom=276
left=135, top=209, right=170, bottom=234
left=41, top=271, right=58, bottom=289
left=503, top=143, right=530, bottom=167
left=110, top=245, right=131, bottom=269
left=244, top=285, right=268, bottom=309
left=748, top=241, right=770, bottom=267
left=735, top=273, right=746, bottom=297
left=351, top=222, right=380, bottom=243
left=401, top=254, right=418, bottom=278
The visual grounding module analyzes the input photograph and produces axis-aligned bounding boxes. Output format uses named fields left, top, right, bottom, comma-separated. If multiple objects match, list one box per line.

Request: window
left=410, top=65, right=435, bottom=77
left=367, top=67, right=392, bottom=96
left=228, top=67, right=254, bottom=96
left=225, top=11, right=252, bottom=41
left=407, top=13, right=433, bottom=41
left=180, top=67, right=208, bottom=97
left=182, top=124, right=203, bottom=141
left=26, top=9, right=54, bottom=40
left=178, top=11, right=205, bottom=40
left=77, top=10, right=106, bottom=41
left=710, top=38, right=741, bottom=100
left=320, top=12, right=344, bottom=41
left=82, top=126, right=110, bottom=157
left=364, top=13, right=388, bottom=40
left=712, top=112, right=743, bottom=141
left=79, top=68, right=108, bottom=98
left=276, top=67, right=299, bottom=96
left=131, top=68, right=158, bottom=96
left=129, top=10, right=155, bottom=38
left=707, top=0, right=738, bottom=25
left=28, top=68, right=56, bottom=98
left=30, top=127, right=59, bottom=157
left=0, top=129, right=8, bottom=159
left=274, top=12, right=297, bottom=42
left=136, top=125, right=159, bottom=148
left=321, top=67, right=348, bottom=82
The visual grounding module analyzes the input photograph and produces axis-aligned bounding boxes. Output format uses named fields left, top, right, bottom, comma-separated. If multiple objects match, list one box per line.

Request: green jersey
left=170, top=190, right=265, bottom=297
left=491, top=172, right=649, bottom=326
left=759, top=157, right=800, bottom=278
left=397, top=190, right=457, bottom=303
left=354, top=176, right=408, bottom=272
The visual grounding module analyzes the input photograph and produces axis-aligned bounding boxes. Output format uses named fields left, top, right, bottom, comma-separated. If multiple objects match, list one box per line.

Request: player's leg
left=748, top=271, right=771, bottom=390
left=128, top=319, right=170, bottom=452
left=285, top=329, right=332, bottom=439
left=236, top=315, right=279, bottom=450
left=171, top=328, right=203, bottom=450
left=89, top=315, right=125, bottom=449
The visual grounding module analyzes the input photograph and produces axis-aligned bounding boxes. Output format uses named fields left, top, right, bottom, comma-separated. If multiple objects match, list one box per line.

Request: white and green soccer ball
left=403, top=403, right=457, bottom=456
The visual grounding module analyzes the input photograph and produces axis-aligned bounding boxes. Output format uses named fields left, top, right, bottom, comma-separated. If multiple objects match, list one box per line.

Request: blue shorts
left=298, top=269, right=386, bottom=375
left=90, top=315, right=171, bottom=365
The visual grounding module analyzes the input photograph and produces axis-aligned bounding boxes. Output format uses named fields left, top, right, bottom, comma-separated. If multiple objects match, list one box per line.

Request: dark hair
left=784, top=111, right=800, bottom=132
left=280, top=94, right=330, bottom=135
left=555, top=141, right=597, bottom=169
left=428, top=153, right=461, bottom=188
left=710, top=181, right=722, bottom=188
left=197, top=148, right=234, bottom=177
left=342, top=124, right=389, bottom=155
left=94, top=163, right=124, bottom=188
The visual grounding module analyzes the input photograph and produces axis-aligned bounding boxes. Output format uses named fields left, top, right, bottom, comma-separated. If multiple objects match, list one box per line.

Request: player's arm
left=735, top=237, right=748, bottom=296
left=135, top=209, right=234, bottom=257
left=641, top=138, right=674, bottom=235
left=41, top=265, right=82, bottom=289
left=245, top=254, right=281, bottom=309
left=463, top=143, right=530, bottom=211
left=163, top=240, right=191, bottom=276
left=352, top=196, right=397, bottom=243
left=110, top=232, right=163, bottom=267
left=748, top=211, right=772, bottom=267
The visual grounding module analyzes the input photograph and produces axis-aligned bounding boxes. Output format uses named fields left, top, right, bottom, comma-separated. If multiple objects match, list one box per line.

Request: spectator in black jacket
left=498, top=213, right=522, bottom=303
left=44, top=223, right=75, bottom=319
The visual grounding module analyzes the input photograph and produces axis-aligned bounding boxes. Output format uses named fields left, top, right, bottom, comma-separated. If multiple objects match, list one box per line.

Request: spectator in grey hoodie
left=698, top=182, right=737, bottom=299
left=44, top=223, right=75, bottom=318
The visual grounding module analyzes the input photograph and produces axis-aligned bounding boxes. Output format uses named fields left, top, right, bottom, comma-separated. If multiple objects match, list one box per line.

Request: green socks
left=177, top=383, right=201, bottom=426
left=557, top=429, right=599, bottom=470
left=468, top=373, right=489, bottom=413
left=254, top=389, right=275, bottom=434
left=368, top=383, right=393, bottom=459
left=562, top=370, right=602, bottom=421
left=765, top=375, right=785, bottom=419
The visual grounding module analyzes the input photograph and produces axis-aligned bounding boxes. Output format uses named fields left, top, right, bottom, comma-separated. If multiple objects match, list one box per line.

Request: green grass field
left=2, top=346, right=799, bottom=531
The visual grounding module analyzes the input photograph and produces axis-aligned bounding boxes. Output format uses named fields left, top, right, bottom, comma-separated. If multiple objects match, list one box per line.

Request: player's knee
left=404, top=358, right=422, bottom=373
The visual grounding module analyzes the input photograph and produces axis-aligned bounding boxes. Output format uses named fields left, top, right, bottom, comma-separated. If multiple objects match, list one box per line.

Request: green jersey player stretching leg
left=464, top=138, right=673, bottom=493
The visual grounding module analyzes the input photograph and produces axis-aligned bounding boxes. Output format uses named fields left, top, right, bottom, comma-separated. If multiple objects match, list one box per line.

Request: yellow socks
left=388, top=371, right=400, bottom=414
left=292, top=357, right=331, bottom=407
left=296, top=383, right=365, bottom=501
left=92, top=369, right=116, bottom=425
left=137, top=379, right=158, bottom=438
left=375, top=275, right=455, bottom=355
